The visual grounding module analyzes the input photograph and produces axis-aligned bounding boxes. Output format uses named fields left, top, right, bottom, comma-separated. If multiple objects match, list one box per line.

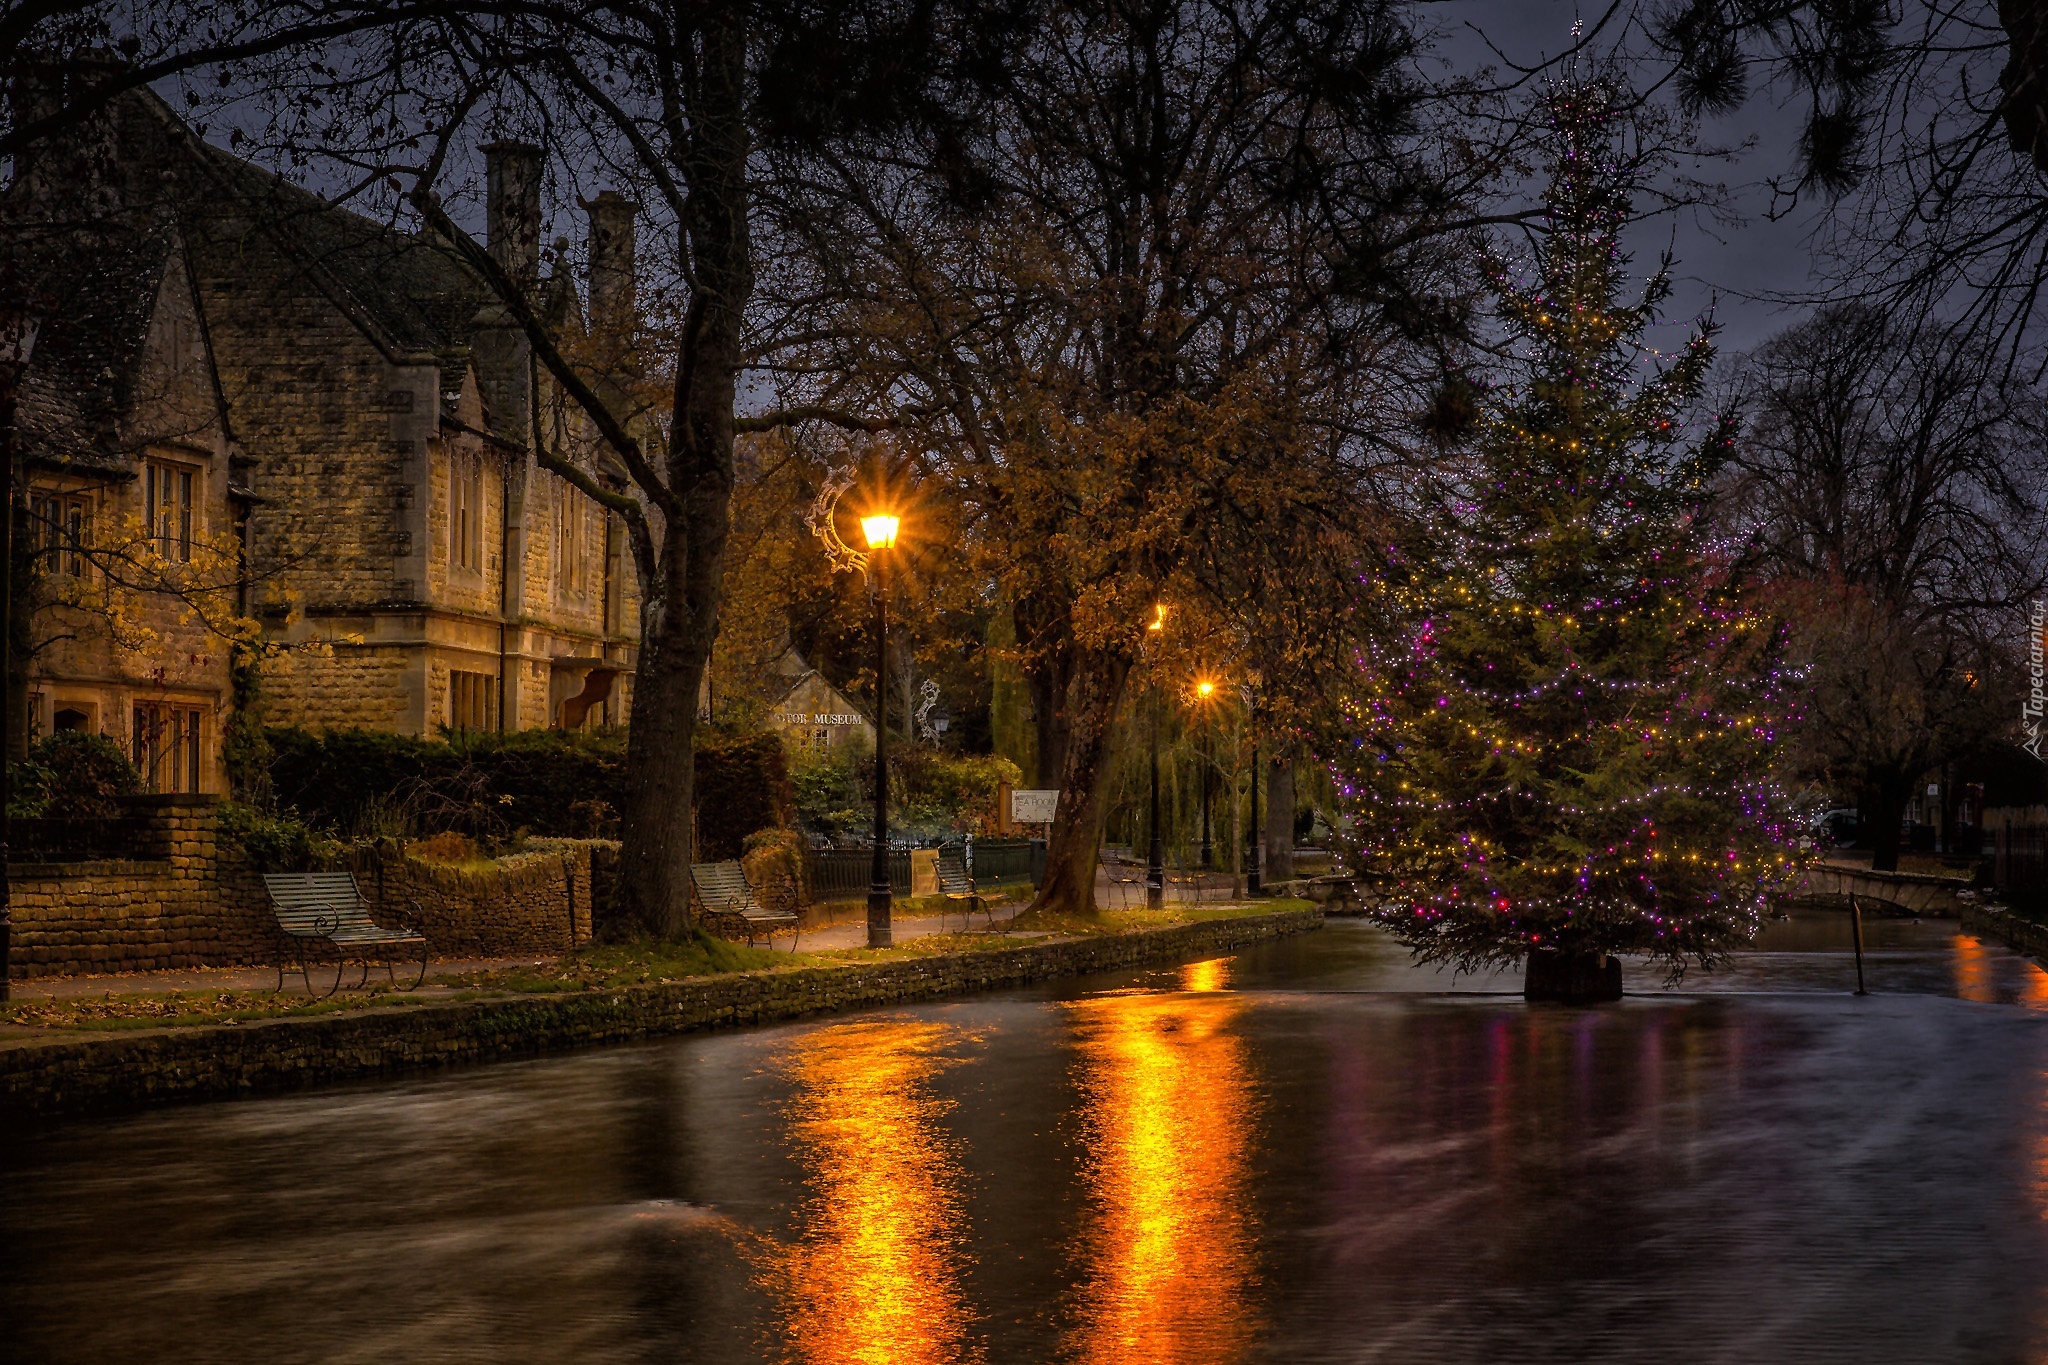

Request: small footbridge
left=1784, top=863, right=1974, bottom=918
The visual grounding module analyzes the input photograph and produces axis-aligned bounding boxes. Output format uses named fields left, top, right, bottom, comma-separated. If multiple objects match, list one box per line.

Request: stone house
left=1, top=61, right=644, bottom=791
left=769, top=654, right=877, bottom=755
left=3, top=207, right=238, bottom=791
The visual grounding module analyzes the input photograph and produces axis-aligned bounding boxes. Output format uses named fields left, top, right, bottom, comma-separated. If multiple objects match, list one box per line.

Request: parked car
left=1811, top=808, right=1862, bottom=848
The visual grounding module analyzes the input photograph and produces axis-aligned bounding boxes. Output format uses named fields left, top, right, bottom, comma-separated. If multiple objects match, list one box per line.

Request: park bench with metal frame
left=263, top=871, right=429, bottom=998
left=936, top=843, right=994, bottom=931
left=1099, top=846, right=1145, bottom=908
left=692, top=859, right=800, bottom=950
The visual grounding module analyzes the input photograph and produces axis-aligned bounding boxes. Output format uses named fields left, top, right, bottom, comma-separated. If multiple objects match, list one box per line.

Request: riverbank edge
left=1960, top=902, right=2048, bottom=963
left=0, top=906, right=1322, bottom=1116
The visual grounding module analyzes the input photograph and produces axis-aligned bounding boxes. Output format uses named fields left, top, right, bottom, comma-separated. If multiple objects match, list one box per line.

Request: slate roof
left=0, top=212, right=179, bottom=474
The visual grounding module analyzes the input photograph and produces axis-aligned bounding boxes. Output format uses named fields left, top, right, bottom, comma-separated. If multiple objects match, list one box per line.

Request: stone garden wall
left=7, top=796, right=609, bottom=979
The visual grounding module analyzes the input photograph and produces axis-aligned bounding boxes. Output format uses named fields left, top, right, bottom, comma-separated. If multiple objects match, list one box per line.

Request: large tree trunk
left=1027, top=648, right=1131, bottom=916
left=1868, top=770, right=1912, bottom=874
left=1013, top=590, right=1072, bottom=788
left=1264, top=757, right=1294, bottom=882
left=601, top=10, right=750, bottom=940
left=611, top=571, right=709, bottom=939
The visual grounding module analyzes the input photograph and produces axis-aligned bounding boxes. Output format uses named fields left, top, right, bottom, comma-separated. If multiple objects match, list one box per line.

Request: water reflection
left=1062, top=988, right=1258, bottom=1363
left=756, top=1018, right=981, bottom=1365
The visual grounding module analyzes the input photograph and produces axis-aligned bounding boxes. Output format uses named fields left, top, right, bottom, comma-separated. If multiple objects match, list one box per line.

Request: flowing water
left=7, top=912, right=2048, bottom=1364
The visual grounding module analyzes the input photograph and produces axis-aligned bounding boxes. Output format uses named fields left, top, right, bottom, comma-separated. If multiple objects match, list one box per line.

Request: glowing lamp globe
left=860, top=515, right=900, bottom=550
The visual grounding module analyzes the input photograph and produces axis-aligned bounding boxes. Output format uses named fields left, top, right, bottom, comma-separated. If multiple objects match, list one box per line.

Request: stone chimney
left=483, top=140, right=541, bottom=293
left=9, top=51, right=128, bottom=214
left=583, top=191, right=637, bottom=335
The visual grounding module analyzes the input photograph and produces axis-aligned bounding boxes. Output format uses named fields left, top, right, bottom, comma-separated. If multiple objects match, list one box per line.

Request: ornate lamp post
left=1195, top=679, right=1216, bottom=871
left=861, top=511, right=900, bottom=947
left=1145, top=604, right=1166, bottom=910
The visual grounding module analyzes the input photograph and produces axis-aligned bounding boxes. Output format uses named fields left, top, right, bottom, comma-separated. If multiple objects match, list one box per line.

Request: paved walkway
left=6, top=868, right=1243, bottom=1000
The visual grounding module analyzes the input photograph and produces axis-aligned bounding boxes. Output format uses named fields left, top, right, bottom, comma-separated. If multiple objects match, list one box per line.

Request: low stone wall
left=0, top=906, right=1322, bottom=1114
left=328, top=839, right=600, bottom=958
left=7, top=798, right=610, bottom=978
left=8, top=796, right=275, bottom=977
left=1960, top=902, right=2048, bottom=962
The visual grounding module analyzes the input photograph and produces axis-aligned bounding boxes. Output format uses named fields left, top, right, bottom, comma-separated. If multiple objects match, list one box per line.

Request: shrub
left=264, top=724, right=793, bottom=854
left=743, top=826, right=809, bottom=910
left=696, top=729, right=793, bottom=859
left=790, top=741, right=868, bottom=840
left=216, top=800, right=327, bottom=872
left=895, top=748, right=1022, bottom=836
left=18, top=732, right=142, bottom=819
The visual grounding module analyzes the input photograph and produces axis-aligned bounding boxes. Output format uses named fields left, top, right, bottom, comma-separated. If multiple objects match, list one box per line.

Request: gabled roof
left=1, top=211, right=182, bottom=474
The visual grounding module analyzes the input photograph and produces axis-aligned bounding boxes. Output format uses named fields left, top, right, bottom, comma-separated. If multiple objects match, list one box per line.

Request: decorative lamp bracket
left=805, top=464, right=869, bottom=580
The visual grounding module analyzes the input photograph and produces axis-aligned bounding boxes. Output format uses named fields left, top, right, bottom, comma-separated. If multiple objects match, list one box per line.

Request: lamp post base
left=866, top=887, right=894, bottom=948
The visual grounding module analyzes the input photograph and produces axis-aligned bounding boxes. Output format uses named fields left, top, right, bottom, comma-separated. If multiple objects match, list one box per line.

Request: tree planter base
left=1524, top=951, right=1623, bottom=1004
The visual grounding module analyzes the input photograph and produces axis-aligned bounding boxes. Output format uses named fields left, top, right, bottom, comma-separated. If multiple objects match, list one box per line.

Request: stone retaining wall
left=0, top=906, right=1322, bottom=1115
left=8, top=797, right=611, bottom=978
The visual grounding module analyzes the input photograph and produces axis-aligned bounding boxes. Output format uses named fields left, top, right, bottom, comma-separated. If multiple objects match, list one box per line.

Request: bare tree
left=766, top=0, right=1511, bottom=914
left=1720, top=304, right=2048, bottom=867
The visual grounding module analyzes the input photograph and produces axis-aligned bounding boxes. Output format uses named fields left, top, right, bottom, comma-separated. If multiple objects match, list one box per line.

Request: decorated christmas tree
left=1336, top=79, right=1801, bottom=1001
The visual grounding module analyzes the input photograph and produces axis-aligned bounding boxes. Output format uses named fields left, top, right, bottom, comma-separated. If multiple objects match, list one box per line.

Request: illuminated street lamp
left=862, top=512, right=900, bottom=948
left=1145, top=604, right=1167, bottom=911
left=1195, top=678, right=1217, bottom=870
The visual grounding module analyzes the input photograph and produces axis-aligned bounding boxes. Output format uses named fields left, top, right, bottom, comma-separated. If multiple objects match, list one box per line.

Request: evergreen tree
left=1335, top=79, right=1801, bottom=1000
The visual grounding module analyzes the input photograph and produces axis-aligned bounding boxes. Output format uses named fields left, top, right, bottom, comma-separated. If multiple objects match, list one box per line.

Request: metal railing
left=970, top=838, right=1038, bottom=885
left=1996, top=825, right=2048, bottom=900
left=8, top=816, right=154, bottom=863
left=806, top=847, right=913, bottom=901
left=803, top=838, right=1045, bottom=901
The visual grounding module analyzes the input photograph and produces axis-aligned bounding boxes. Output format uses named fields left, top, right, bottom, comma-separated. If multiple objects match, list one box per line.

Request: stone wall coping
left=0, top=907, right=1322, bottom=1115
left=11, top=860, right=168, bottom=878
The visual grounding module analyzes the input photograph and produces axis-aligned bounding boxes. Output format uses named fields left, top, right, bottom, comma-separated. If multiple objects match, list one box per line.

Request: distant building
left=768, top=654, right=875, bottom=754
left=2, top=57, right=646, bottom=789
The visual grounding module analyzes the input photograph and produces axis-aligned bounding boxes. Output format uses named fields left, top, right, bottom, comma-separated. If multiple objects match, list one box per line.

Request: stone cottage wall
left=7, top=797, right=606, bottom=979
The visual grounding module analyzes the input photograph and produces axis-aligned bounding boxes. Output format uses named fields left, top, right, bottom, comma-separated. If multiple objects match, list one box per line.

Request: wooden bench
left=692, top=860, right=800, bottom=950
left=262, top=871, right=429, bottom=998
left=937, top=844, right=993, bottom=931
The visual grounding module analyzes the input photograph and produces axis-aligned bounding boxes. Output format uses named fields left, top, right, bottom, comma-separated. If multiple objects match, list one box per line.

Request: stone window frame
left=450, top=669, right=496, bottom=732
left=142, top=457, right=198, bottom=563
left=450, top=445, right=485, bottom=577
left=28, top=485, right=93, bottom=578
left=133, top=698, right=205, bottom=794
left=555, top=475, right=597, bottom=603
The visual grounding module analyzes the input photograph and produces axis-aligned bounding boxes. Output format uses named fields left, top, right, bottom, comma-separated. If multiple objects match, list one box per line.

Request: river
left=6, top=911, right=2048, bottom=1363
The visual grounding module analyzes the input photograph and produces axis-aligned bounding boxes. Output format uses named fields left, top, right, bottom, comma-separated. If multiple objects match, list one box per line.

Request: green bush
left=791, top=741, right=868, bottom=840
left=696, top=728, right=793, bottom=859
left=216, top=799, right=328, bottom=872
left=264, top=725, right=791, bottom=853
left=895, top=747, right=1022, bottom=836
left=13, top=732, right=142, bottom=819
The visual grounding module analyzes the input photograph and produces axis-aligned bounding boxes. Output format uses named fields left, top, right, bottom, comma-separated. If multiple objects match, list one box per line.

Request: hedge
left=264, top=725, right=789, bottom=851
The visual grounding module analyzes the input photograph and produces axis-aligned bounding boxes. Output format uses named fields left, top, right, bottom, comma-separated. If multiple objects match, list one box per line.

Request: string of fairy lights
left=1326, top=77, right=1804, bottom=961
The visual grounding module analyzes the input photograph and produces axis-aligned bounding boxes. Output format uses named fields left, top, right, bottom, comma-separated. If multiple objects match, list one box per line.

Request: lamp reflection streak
left=758, top=1019, right=979, bottom=1365
left=1063, top=991, right=1258, bottom=1364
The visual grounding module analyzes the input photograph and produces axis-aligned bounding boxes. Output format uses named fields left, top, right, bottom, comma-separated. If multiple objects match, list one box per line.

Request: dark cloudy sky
left=1440, top=0, right=1828, bottom=359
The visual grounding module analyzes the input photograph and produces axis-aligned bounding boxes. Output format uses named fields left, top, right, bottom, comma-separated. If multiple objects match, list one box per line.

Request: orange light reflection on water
left=1955, top=933, right=1999, bottom=1004
left=758, top=1019, right=980, bottom=1365
left=1063, top=990, right=1258, bottom=1364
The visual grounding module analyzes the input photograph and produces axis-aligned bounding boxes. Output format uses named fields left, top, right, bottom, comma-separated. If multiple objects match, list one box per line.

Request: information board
left=1010, top=789, right=1060, bottom=824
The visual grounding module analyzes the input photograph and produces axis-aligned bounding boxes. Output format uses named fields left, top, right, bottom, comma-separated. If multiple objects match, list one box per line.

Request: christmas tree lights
left=1333, top=78, right=1802, bottom=995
